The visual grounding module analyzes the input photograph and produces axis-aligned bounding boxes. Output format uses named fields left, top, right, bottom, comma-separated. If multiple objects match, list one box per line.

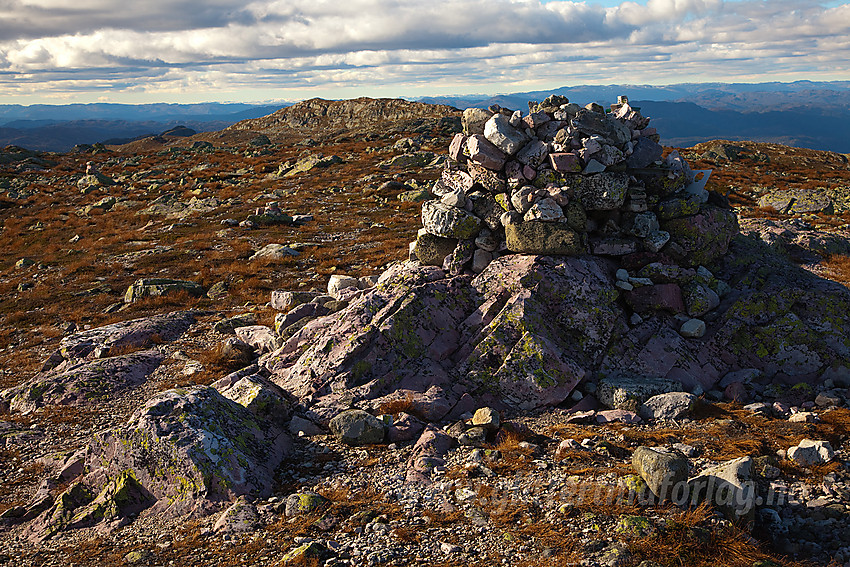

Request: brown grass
left=822, top=254, right=850, bottom=287
left=197, top=341, right=254, bottom=373
left=378, top=392, right=417, bottom=417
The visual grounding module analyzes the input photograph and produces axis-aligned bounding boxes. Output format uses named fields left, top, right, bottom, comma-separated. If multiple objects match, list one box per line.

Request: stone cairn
left=411, top=94, right=739, bottom=336
left=413, top=94, right=719, bottom=274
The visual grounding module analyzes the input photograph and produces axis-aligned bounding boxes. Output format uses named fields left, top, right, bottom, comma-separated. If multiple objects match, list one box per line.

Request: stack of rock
left=413, top=95, right=728, bottom=278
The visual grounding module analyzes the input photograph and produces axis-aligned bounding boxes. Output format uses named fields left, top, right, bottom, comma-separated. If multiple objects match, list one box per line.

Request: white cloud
left=0, top=0, right=847, bottom=102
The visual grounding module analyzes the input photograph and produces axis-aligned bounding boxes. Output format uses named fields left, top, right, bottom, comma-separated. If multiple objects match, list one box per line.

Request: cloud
left=0, top=0, right=847, bottom=102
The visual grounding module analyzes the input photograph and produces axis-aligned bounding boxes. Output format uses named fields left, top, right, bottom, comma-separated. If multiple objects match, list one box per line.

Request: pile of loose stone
left=412, top=95, right=729, bottom=338
left=415, top=95, right=710, bottom=274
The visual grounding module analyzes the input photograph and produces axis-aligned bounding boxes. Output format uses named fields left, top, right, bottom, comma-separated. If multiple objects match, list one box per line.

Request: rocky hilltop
left=0, top=96, right=850, bottom=567
left=227, top=97, right=461, bottom=140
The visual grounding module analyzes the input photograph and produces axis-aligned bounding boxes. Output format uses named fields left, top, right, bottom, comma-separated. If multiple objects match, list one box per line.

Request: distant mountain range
left=2, top=81, right=850, bottom=153
left=0, top=103, right=286, bottom=152
left=418, top=81, right=850, bottom=153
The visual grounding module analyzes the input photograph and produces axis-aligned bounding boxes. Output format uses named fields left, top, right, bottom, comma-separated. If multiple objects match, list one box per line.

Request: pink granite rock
left=466, top=134, right=506, bottom=170
left=549, top=152, right=582, bottom=173
left=595, top=409, right=642, bottom=424
left=625, top=283, right=685, bottom=314
left=448, top=133, right=468, bottom=162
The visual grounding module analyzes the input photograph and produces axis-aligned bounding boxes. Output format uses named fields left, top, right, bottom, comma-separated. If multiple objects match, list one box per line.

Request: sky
left=0, top=0, right=849, bottom=105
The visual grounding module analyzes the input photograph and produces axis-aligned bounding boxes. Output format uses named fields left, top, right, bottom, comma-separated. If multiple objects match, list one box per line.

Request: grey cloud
left=0, top=0, right=847, bottom=101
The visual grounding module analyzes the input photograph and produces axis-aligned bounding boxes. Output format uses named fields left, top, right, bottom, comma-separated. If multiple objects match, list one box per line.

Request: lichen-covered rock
left=468, top=191, right=503, bottom=231
left=85, top=386, right=289, bottom=518
left=758, top=190, right=833, bottom=214
left=504, top=221, right=584, bottom=255
left=462, top=108, right=491, bottom=136
left=422, top=200, right=482, bottom=239
left=57, top=311, right=196, bottom=361
left=213, top=496, right=259, bottom=534
left=4, top=310, right=195, bottom=410
left=574, top=172, right=629, bottom=210
left=212, top=313, right=257, bottom=334
left=5, top=351, right=163, bottom=413
left=467, top=163, right=507, bottom=194
left=657, top=195, right=702, bottom=221
left=124, top=278, right=204, bottom=303
left=460, top=255, right=624, bottom=408
left=284, top=491, right=330, bottom=517
left=329, top=409, right=386, bottom=445
left=414, top=232, right=458, bottom=266
left=282, top=542, right=330, bottom=564
left=442, top=238, right=475, bottom=276
left=214, top=373, right=291, bottom=424
left=281, top=153, right=342, bottom=177
left=515, top=140, right=549, bottom=167
left=662, top=206, right=739, bottom=267
left=683, top=283, right=720, bottom=317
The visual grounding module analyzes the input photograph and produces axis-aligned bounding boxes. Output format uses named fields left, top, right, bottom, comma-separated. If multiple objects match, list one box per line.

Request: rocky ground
left=1, top=98, right=850, bottom=566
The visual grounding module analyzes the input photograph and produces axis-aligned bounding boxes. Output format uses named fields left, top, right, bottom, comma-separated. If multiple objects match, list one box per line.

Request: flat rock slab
left=758, top=190, right=833, bottom=215
left=124, top=279, right=204, bottom=303
left=58, top=311, right=196, bottom=360
left=5, top=351, right=163, bottom=412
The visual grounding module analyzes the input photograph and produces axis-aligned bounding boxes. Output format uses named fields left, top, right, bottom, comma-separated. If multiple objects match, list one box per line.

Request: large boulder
left=124, top=278, right=204, bottom=303
left=86, top=386, right=289, bottom=517
left=632, top=446, right=688, bottom=501
left=2, top=312, right=196, bottom=412
left=688, top=456, right=756, bottom=522
left=5, top=351, right=163, bottom=413
left=57, top=311, right=196, bottom=361
left=258, top=232, right=850, bottom=418
left=15, top=385, right=289, bottom=542
left=329, top=409, right=386, bottom=445
left=262, top=255, right=625, bottom=414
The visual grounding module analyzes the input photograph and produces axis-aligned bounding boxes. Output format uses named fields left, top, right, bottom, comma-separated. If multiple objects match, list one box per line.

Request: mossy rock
left=505, top=221, right=584, bottom=255
left=616, top=515, right=653, bottom=537
left=284, top=491, right=330, bottom=517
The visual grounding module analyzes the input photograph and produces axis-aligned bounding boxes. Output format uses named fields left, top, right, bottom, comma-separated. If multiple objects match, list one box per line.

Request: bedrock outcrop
left=261, top=231, right=850, bottom=418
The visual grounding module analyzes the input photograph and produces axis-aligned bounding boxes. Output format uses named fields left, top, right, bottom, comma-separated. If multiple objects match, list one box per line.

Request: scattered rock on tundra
left=631, top=446, right=688, bottom=502
left=788, top=439, right=834, bottom=466
left=329, top=409, right=386, bottom=445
